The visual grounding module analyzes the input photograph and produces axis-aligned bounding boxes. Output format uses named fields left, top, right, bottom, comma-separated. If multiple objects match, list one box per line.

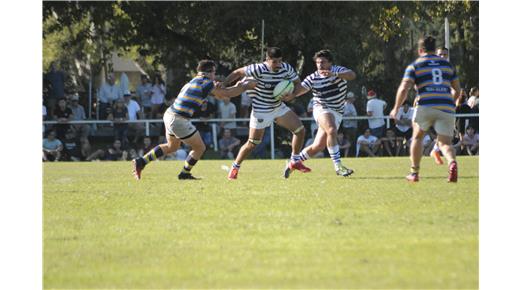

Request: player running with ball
left=224, top=47, right=311, bottom=180
left=285, top=49, right=357, bottom=178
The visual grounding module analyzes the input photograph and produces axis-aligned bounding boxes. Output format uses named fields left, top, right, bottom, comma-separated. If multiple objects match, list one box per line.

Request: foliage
left=43, top=1, right=478, bottom=106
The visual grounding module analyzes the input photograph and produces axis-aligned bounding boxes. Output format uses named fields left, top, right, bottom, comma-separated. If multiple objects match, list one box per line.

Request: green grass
left=43, top=156, right=478, bottom=289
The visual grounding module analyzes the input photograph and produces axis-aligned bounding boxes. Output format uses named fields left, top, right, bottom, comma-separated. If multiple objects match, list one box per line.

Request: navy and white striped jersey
left=244, top=62, right=299, bottom=113
left=302, top=65, right=350, bottom=114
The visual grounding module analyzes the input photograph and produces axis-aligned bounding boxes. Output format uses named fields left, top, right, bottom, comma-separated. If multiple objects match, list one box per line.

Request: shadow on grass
left=351, top=175, right=478, bottom=180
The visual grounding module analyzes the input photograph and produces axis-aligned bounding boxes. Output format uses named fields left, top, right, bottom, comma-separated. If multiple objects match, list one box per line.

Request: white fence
left=43, top=113, right=479, bottom=159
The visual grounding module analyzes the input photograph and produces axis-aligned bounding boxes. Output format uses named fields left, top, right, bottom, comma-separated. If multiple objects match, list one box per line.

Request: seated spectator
left=86, top=139, right=128, bottom=161
left=108, top=99, right=129, bottom=149
left=164, top=143, right=189, bottom=160
left=381, top=128, right=404, bottom=157
left=69, top=93, right=91, bottom=139
left=394, top=101, right=414, bottom=147
left=61, top=129, right=84, bottom=161
left=337, top=132, right=351, bottom=157
left=356, top=128, right=381, bottom=157
left=218, top=98, right=237, bottom=130
left=136, top=74, right=153, bottom=118
left=219, top=129, right=241, bottom=159
left=52, top=98, right=73, bottom=140
left=42, top=103, right=47, bottom=136
left=462, top=126, right=479, bottom=156
left=80, top=137, right=92, bottom=161
left=123, top=92, right=144, bottom=145
left=43, top=131, right=63, bottom=162
left=137, top=136, right=156, bottom=157
left=192, top=99, right=217, bottom=148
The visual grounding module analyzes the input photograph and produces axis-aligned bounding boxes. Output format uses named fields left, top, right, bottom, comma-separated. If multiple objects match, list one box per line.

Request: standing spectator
left=150, top=75, right=166, bottom=119
left=342, top=92, right=358, bottom=156
left=356, top=128, right=381, bottom=157
left=43, top=131, right=63, bottom=162
left=366, top=90, right=387, bottom=138
left=98, top=73, right=121, bottom=119
left=86, top=139, right=128, bottom=161
left=462, top=126, right=479, bottom=155
left=219, top=129, right=241, bottom=159
left=123, top=92, right=144, bottom=145
left=52, top=98, right=73, bottom=140
left=69, top=93, right=91, bottom=138
left=456, top=89, right=472, bottom=141
left=136, top=74, right=153, bottom=118
left=192, top=99, right=217, bottom=148
left=381, top=128, right=404, bottom=157
left=218, top=97, right=237, bottom=130
left=394, top=101, right=414, bottom=152
left=45, top=62, right=65, bottom=112
left=108, top=99, right=129, bottom=148
left=119, top=72, right=130, bottom=97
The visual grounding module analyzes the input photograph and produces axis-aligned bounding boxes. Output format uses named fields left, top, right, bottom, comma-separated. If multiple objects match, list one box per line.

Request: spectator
left=381, top=128, right=404, bottom=157
left=219, top=129, right=241, bottom=159
left=45, top=62, right=65, bottom=113
left=42, top=103, right=47, bottom=135
left=150, top=75, right=166, bottom=119
left=394, top=101, right=414, bottom=152
left=137, top=136, right=155, bottom=157
left=342, top=92, right=358, bottom=156
left=52, top=98, right=73, bottom=140
left=119, top=72, right=130, bottom=97
left=80, top=137, right=92, bottom=161
left=86, top=139, right=128, bottom=161
left=239, top=90, right=252, bottom=124
left=422, top=129, right=437, bottom=156
left=218, top=97, right=237, bottom=130
left=98, top=73, right=121, bottom=119
left=61, top=129, right=83, bottom=161
left=136, top=74, right=153, bottom=118
left=108, top=99, right=129, bottom=148
left=337, top=132, right=351, bottom=157
left=123, top=92, right=144, bottom=145
left=68, top=93, right=91, bottom=138
left=356, top=128, right=381, bottom=157
left=366, top=90, right=387, bottom=138
left=462, top=126, right=479, bottom=156
left=43, top=131, right=63, bottom=162
left=192, top=99, right=217, bottom=148
left=456, top=89, right=472, bottom=141
left=467, top=86, right=479, bottom=132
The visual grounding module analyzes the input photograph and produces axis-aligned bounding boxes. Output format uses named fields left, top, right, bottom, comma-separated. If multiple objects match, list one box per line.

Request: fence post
left=145, top=121, right=150, bottom=136
left=212, top=123, right=218, bottom=151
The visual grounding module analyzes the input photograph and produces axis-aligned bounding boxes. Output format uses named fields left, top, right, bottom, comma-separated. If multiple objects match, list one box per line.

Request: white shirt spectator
left=467, top=95, right=479, bottom=109
left=356, top=134, right=378, bottom=156
left=240, top=91, right=251, bottom=107
left=366, top=98, right=387, bottom=129
left=218, top=100, right=237, bottom=129
left=126, top=99, right=141, bottom=121
left=98, top=83, right=121, bottom=104
left=342, top=102, right=358, bottom=129
left=395, top=106, right=415, bottom=133
left=151, top=84, right=166, bottom=105
left=137, top=82, right=153, bottom=108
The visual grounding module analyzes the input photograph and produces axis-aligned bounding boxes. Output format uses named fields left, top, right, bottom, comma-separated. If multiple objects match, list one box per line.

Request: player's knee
left=247, top=138, right=261, bottom=149
left=292, top=125, right=305, bottom=136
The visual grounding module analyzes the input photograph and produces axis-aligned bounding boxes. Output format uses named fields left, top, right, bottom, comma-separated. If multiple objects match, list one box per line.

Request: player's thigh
left=413, top=106, right=434, bottom=134
left=181, top=130, right=205, bottom=151
left=411, top=122, right=426, bottom=140
left=316, top=112, right=338, bottom=134
left=165, top=132, right=182, bottom=149
left=433, top=112, right=456, bottom=138
left=275, top=110, right=303, bottom=132
left=313, top=127, right=328, bottom=147
left=247, top=127, right=265, bottom=143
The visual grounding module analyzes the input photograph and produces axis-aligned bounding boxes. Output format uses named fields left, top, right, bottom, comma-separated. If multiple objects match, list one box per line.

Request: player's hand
left=318, top=70, right=336, bottom=77
left=389, top=108, right=399, bottom=120
left=214, top=81, right=225, bottom=89
left=280, top=92, right=296, bottom=102
left=237, top=79, right=257, bottom=90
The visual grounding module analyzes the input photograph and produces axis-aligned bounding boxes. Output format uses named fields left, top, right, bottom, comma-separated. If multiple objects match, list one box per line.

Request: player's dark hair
left=313, top=49, right=334, bottom=62
left=197, top=59, right=216, bottom=73
left=418, top=36, right=436, bottom=52
left=266, top=47, right=282, bottom=59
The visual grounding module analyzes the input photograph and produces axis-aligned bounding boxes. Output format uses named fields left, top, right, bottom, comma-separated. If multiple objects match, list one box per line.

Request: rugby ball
left=272, top=80, right=294, bottom=99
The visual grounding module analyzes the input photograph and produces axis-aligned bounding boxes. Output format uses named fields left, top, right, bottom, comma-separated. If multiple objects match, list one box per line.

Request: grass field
left=43, top=156, right=478, bottom=289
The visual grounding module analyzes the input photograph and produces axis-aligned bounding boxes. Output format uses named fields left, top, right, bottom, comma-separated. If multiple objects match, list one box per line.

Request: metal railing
left=43, top=113, right=479, bottom=159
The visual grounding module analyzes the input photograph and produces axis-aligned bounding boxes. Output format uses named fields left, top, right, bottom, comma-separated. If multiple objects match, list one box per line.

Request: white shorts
left=312, top=105, right=342, bottom=130
left=163, top=109, right=197, bottom=139
left=250, top=103, right=292, bottom=129
left=413, top=105, right=455, bottom=137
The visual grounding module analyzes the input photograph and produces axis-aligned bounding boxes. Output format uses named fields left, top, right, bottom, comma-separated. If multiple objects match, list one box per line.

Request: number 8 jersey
left=403, top=54, right=458, bottom=114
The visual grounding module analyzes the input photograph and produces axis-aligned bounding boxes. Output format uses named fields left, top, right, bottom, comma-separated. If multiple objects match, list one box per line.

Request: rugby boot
left=406, top=172, right=419, bottom=182
left=228, top=167, right=239, bottom=180
left=283, top=160, right=292, bottom=179
left=132, top=158, right=146, bottom=180
left=430, top=149, right=444, bottom=165
left=289, top=160, right=311, bottom=173
left=178, top=172, right=200, bottom=180
left=448, top=161, right=458, bottom=183
left=335, top=165, right=354, bottom=177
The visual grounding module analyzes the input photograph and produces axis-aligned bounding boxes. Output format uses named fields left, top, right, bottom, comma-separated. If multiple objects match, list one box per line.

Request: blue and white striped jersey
left=244, top=62, right=299, bottom=113
left=302, top=65, right=350, bottom=114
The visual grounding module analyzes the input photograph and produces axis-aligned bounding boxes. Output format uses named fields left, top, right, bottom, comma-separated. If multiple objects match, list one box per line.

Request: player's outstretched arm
left=390, top=79, right=414, bottom=119
left=211, top=79, right=256, bottom=100
left=281, top=79, right=308, bottom=102
left=223, top=67, right=247, bottom=87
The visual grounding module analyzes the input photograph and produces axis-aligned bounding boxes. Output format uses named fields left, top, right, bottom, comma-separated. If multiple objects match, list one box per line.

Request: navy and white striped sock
left=290, top=154, right=301, bottom=163
left=299, top=149, right=310, bottom=161
left=328, top=145, right=341, bottom=167
left=232, top=162, right=241, bottom=169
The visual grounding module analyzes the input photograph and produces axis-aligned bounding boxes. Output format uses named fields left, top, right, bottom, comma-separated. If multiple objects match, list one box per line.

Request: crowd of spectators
left=42, top=66, right=479, bottom=162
